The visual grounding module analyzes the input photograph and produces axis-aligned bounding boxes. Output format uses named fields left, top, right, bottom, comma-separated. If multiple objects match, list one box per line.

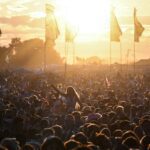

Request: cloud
left=7, top=5, right=28, bottom=12
left=0, top=15, right=44, bottom=28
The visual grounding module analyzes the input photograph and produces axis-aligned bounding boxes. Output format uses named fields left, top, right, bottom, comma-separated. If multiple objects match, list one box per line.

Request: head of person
left=52, top=125, right=63, bottom=139
left=0, top=138, right=21, bottom=150
left=93, top=133, right=111, bottom=150
left=140, top=135, right=150, bottom=150
left=66, top=86, right=76, bottom=97
left=122, top=136, right=141, bottom=149
left=122, top=130, right=139, bottom=142
left=64, top=139, right=80, bottom=150
left=73, top=132, right=88, bottom=144
left=41, top=136, right=65, bottom=150
left=22, top=144, right=35, bottom=150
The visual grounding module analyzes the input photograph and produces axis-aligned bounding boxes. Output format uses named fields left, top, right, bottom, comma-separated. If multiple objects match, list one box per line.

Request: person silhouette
left=51, top=84, right=82, bottom=113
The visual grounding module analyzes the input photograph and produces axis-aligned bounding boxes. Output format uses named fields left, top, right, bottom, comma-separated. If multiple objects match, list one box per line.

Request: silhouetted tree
left=9, top=38, right=63, bottom=68
left=9, top=37, right=22, bottom=48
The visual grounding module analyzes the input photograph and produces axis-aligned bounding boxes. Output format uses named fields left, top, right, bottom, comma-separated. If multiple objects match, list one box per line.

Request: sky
left=0, top=0, right=150, bottom=63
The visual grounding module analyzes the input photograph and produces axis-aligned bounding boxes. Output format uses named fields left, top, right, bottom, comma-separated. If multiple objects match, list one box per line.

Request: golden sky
left=0, top=0, right=150, bottom=63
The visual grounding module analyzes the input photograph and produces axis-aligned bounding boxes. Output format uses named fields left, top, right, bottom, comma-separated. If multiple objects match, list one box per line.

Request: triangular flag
left=134, top=8, right=144, bottom=42
left=45, top=4, right=60, bottom=41
left=110, top=9, right=122, bottom=42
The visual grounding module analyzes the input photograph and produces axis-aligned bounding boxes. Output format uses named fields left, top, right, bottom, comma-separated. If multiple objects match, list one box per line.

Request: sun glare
left=61, top=0, right=110, bottom=36
left=30, top=12, right=45, bottom=18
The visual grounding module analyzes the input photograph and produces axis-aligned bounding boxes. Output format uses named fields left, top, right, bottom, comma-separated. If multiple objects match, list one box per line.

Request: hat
left=86, top=113, right=102, bottom=122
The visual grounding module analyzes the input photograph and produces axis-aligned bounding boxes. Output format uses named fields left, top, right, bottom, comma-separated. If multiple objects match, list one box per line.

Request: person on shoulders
left=51, top=84, right=82, bottom=113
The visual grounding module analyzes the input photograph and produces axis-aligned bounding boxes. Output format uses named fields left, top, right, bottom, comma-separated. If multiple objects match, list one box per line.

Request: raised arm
left=51, top=84, right=66, bottom=96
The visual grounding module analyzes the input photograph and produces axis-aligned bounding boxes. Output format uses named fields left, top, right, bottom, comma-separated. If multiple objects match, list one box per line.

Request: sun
left=60, top=0, right=110, bottom=37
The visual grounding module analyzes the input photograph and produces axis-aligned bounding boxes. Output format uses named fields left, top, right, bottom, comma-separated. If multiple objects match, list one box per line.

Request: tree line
left=0, top=38, right=63, bottom=69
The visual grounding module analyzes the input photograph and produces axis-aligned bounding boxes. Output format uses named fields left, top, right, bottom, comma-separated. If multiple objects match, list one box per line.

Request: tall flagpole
left=65, top=42, right=67, bottom=79
left=133, top=8, right=135, bottom=75
left=133, top=40, right=136, bottom=75
left=126, top=49, right=130, bottom=75
left=109, top=41, right=112, bottom=73
left=44, top=41, right=46, bottom=72
left=109, top=9, right=111, bottom=74
left=120, top=39, right=122, bottom=72
left=73, top=42, right=75, bottom=65
left=133, top=7, right=145, bottom=75
left=44, top=4, right=47, bottom=72
left=64, top=42, right=68, bottom=79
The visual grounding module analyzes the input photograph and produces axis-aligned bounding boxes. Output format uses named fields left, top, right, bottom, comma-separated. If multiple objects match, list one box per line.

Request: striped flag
left=134, top=8, right=144, bottom=42
left=110, top=9, right=122, bottom=42
left=45, top=4, right=60, bottom=41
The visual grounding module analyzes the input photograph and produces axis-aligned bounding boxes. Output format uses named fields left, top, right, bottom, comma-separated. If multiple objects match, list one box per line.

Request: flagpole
left=64, top=42, right=68, bottom=80
left=44, top=41, right=46, bottom=72
left=133, top=40, right=136, bottom=75
left=126, top=49, right=130, bottom=75
left=120, top=39, right=122, bottom=72
left=109, top=41, right=112, bottom=74
left=133, top=7, right=144, bottom=75
left=73, top=41, right=75, bottom=65
left=44, top=4, right=47, bottom=73
left=133, top=8, right=135, bottom=75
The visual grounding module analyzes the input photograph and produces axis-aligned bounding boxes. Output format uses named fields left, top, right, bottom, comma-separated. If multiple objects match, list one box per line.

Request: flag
left=110, top=9, right=122, bottom=42
left=5, top=55, right=9, bottom=64
left=65, top=24, right=76, bottom=43
left=105, top=77, right=111, bottom=87
left=134, top=8, right=144, bottom=42
left=45, top=4, right=60, bottom=41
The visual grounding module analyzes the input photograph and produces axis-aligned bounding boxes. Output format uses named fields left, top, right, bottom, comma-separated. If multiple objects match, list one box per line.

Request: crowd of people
left=0, top=68, right=150, bottom=150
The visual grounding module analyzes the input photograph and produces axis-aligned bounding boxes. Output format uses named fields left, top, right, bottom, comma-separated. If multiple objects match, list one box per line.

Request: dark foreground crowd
left=0, top=69, right=150, bottom=150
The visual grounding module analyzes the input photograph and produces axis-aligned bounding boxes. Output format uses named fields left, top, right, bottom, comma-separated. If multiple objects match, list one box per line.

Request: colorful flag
left=110, top=9, right=122, bottom=42
left=134, top=8, right=144, bottom=42
left=45, top=4, right=60, bottom=41
left=65, top=24, right=76, bottom=43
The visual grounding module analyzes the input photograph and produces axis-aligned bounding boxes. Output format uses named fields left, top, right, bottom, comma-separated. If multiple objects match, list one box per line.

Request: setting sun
left=61, top=0, right=110, bottom=35
left=0, top=0, right=149, bottom=63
